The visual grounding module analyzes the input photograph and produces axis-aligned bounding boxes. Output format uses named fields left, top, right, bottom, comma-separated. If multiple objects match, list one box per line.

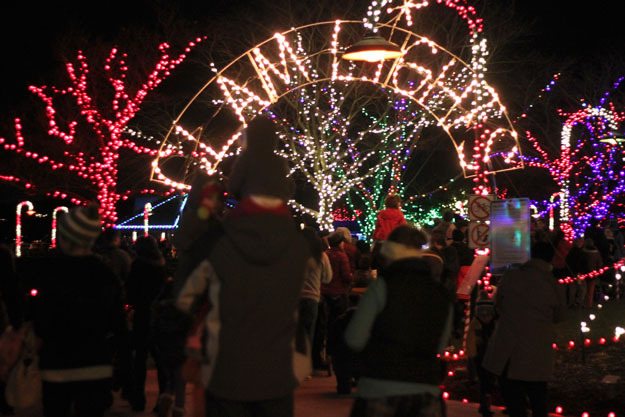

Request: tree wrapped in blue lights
left=523, top=77, right=625, bottom=236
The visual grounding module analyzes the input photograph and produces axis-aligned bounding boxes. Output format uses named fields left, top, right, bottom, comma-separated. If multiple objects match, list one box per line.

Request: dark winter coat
left=582, top=248, right=602, bottom=274
left=176, top=205, right=309, bottom=401
left=31, top=255, right=125, bottom=381
left=151, top=281, right=193, bottom=368
left=126, top=257, right=168, bottom=341
left=360, top=258, right=452, bottom=384
left=173, top=219, right=224, bottom=296
left=0, top=245, right=22, bottom=329
left=98, top=245, right=132, bottom=283
left=430, top=245, right=460, bottom=296
left=451, top=241, right=474, bottom=267
left=565, top=246, right=586, bottom=276
left=482, top=259, right=566, bottom=381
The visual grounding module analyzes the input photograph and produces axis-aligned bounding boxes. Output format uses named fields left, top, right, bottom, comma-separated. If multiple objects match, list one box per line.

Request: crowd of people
left=0, top=115, right=623, bottom=417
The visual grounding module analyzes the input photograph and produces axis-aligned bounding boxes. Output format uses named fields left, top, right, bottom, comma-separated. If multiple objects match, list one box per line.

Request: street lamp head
left=342, top=35, right=403, bottom=62
left=599, top=137, right=625, bottom=146
left=598, top=130, right=625, bottom=146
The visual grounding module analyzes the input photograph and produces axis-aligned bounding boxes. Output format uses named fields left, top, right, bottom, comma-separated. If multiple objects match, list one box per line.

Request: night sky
left=0, top=0, right=624, bottom=237
left=1, top=0, right=624, bottom=111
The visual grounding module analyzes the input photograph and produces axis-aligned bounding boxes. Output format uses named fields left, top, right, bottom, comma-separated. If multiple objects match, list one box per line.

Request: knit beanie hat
left=227, top=115, right=293, bottom=201
left=57, top=204, right=102, bottom=248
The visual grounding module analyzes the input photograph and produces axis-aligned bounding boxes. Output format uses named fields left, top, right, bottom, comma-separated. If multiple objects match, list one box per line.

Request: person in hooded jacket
left=432, top=210, right=456, bottom=246
left=172, top=172, right=225, bottom=296
left=372, top=194, right=407, bottom=242
left=299, top=227, right=332, bottom=348
left=31, top=205, right=126, bottom=417
left=95, top=228, right=132, bottom=284
left=126, top=236, right=169, bottom=412
left=482, top=242, right=566, bottom=417
left=176, top=115, right=309, bottom=417
left=170, top=171, right=226, bottom=417
left=345, top=225, right=453, bottom=417
left=335, top=227, right=358, bottom=272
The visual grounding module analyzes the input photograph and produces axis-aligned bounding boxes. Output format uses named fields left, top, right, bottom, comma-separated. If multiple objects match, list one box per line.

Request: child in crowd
left=353, top=250, right=374, bottom=288
left=467, top=290, right=498, bottom=417
left=346, top=225, right=453, bottom=417
left=327, top=295, right=361, bottom=395
left=170, top=172, right=226, bottom=417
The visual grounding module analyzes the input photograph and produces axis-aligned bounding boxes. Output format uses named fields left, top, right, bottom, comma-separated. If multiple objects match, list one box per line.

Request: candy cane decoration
left=51, top=206, right=69, bottom=248
left=144, top=203, right=152, bottom=237
left=462, top=299, right=472, bottom=351
left=16, top=201, right=34, bottom=257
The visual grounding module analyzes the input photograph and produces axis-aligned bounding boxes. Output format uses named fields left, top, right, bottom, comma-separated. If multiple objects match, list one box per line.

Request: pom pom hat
left=57, top=204, right=102, bottom=248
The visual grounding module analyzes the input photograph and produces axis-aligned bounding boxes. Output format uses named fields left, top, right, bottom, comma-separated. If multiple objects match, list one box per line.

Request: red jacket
left=373, top=208, right=407, bottom=241
left=322, top=247, right=353, bottom=297
left=343, top=242, right=358, bottom=272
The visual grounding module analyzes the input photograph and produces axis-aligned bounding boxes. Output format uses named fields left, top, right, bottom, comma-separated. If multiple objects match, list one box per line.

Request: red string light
left=0, top=38, right=204, bottom=227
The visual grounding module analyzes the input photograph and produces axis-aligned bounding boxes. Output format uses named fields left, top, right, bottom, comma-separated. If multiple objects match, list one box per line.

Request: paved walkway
left=106, top=370, right=508, bottom=417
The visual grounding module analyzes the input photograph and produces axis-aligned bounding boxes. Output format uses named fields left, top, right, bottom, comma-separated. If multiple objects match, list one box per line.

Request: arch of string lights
left=150, top=0, right=522, bottom=230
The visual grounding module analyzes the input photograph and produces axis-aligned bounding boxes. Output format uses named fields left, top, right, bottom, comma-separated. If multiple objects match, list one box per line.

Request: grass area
left=443, top=300, right=625, bottom=416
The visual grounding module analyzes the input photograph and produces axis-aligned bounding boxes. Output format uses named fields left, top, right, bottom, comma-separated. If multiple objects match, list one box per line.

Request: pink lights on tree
left=0, top=38, right=205, bottom=227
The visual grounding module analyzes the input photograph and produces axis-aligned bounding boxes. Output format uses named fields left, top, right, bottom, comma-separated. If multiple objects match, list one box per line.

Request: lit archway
left=151, top=1, right=523, bottom=229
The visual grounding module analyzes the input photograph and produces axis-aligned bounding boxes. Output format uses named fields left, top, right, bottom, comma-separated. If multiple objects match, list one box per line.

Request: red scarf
left=230, top=197, right=290, bottom=218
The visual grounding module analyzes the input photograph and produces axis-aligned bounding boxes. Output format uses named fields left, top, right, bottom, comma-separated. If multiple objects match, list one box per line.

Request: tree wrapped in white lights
left=342, top=97, right=433, bottom=236
left=270, top=81, right=430, bottom=230
left=151, top=0, right=523, bottom=229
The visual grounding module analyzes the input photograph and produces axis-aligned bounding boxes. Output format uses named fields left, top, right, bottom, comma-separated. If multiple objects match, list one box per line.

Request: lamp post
left=51, top=206, right=69, bottom=249
left=342, top=35, right=403, bottom=62
left=16, top=201, right=34, bottom=257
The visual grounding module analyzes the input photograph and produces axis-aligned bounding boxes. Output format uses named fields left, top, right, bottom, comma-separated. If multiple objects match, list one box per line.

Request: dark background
left=1, top=0, right=624, bottom=240
left=2, top=0, right=624, bottom=110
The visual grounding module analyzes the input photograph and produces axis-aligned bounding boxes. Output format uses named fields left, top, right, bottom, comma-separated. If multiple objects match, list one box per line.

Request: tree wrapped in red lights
left=0, top=38, right=204, bottom=227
